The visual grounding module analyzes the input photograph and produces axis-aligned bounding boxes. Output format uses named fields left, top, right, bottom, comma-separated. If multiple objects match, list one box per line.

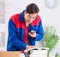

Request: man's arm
left=28, top=20, right=44, bottom=41
left=36, top=20, right=44, bottom=41
left=7, top=20, right=26, bottom=50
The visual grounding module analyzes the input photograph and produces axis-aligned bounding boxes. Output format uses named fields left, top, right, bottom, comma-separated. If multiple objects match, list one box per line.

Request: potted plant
left=40, top=25, right=59, bottom=57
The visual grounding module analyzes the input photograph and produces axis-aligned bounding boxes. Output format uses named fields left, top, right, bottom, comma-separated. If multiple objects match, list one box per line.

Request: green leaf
left=40, top=25, right=59, bottom=51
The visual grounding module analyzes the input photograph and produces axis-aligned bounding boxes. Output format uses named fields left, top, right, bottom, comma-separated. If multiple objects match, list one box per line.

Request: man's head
left=24, top=3, right=39, bottom=24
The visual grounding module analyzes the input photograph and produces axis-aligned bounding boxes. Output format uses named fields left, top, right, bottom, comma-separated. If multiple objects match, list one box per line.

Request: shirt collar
left=19, top=10, right=25, bottom=22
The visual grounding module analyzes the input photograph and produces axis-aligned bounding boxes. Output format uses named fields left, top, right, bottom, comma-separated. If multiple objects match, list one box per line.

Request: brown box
left=0, top=51, right=20, bottom=57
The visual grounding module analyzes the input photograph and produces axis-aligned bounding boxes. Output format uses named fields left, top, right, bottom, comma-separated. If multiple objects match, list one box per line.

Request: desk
left=0, top=47, right=49, bottom=57
left=0, top=51, right=20, bottom=57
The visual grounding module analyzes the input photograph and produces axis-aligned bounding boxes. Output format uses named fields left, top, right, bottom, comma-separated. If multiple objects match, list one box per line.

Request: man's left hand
left=28, top=30, right=36, bottom=38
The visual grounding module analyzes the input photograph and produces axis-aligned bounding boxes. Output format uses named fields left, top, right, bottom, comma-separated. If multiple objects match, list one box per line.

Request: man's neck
left=26, top=23, right=30, bottom=27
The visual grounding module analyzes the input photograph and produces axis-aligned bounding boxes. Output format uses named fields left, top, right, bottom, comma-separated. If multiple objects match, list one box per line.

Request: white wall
left=5, top=0, right=60, bottom=57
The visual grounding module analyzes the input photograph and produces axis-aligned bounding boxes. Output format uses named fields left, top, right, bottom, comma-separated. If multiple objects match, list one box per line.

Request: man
left=7, top=3, right=44, bottom=51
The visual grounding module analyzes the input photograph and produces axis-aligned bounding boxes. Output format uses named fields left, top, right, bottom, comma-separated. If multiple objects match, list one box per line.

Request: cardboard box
left=24, top=47, right=49, bottom=57
left=0, top=51, right=20, bottom=57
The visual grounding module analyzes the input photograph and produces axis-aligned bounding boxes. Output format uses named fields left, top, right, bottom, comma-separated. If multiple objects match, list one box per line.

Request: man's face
left=24, top=11, right=38, bottom=24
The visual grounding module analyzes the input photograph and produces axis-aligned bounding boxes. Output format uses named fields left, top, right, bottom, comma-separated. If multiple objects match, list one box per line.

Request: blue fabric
left=36, top=20, right=44, bottom=41
left=7, top=20, right=26, bottom=51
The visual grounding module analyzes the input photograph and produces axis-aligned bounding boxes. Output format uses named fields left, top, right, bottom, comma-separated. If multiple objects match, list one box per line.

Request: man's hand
left=28, top=30, right=36, bottom=38
left=26, top=45, right=37, bottom=50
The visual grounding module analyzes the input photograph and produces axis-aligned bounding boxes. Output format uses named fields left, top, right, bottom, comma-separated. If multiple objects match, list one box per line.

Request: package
left=24, top=47, right=49, bottom=57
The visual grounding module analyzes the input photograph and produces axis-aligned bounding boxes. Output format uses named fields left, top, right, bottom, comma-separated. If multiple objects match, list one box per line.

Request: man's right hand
left=26, top=45, right=37, bottom=50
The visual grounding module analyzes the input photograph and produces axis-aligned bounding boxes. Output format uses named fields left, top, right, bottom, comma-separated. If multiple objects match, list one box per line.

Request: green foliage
left=55, top=53, right=60, bottom=57
left=41, top=26, right=59, bottom=51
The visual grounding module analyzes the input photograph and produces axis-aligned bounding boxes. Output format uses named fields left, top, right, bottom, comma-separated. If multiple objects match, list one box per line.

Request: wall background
left=4, top=0, right=60, bottom=57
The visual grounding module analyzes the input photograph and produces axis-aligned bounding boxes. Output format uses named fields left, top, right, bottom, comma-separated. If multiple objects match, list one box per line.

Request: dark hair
left=26, top=3, right=39, bottom=14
